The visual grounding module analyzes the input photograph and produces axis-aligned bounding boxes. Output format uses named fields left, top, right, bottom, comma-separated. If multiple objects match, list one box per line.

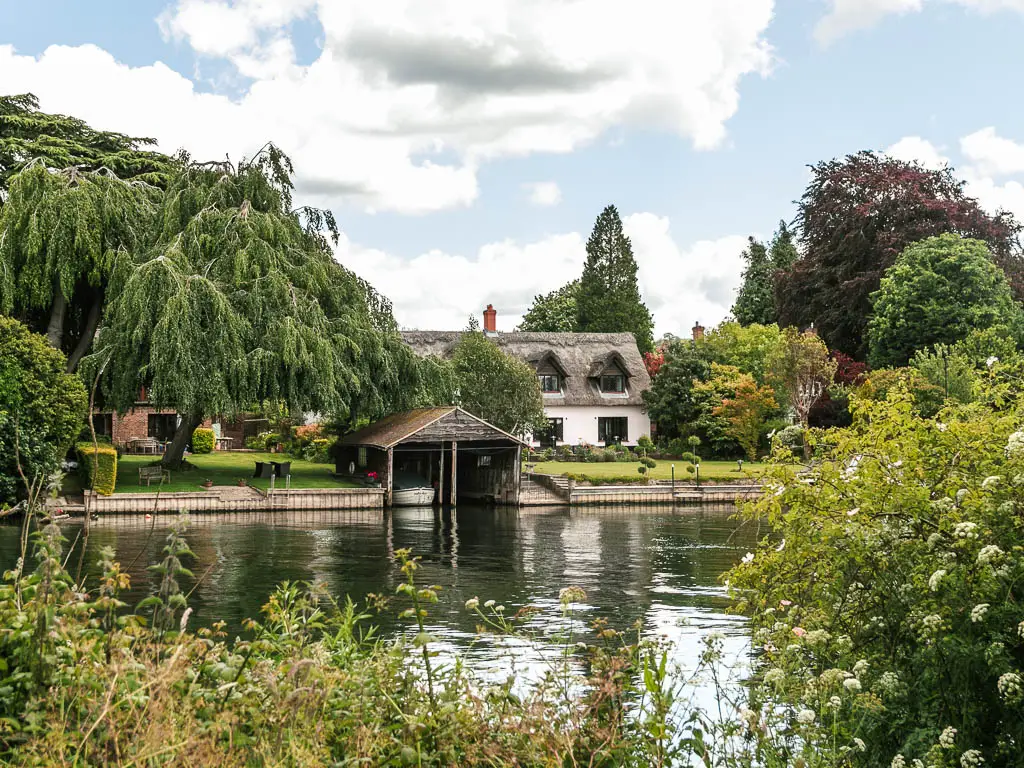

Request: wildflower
left=742, top=552, right=755, bottom=564
left=954, top=522, right=978, bottom=539
left=852, top=737, right=865, bottom=752
left=843, top=677, right=862, bottom=693
left=927, top=532, right=943, bottom=549
left=763, top=668, right=785, bottom=686
left=931, top=497, right=954, bottom=513
left=961, top=749, right=984, bottom=767
left=805, top=629, right=831, bottom=646
left=892, top=754, right=906, bottom=768
left=792, top=627, right=807, bottom=638
left=928, top=569, right=947, bottom=592
left=936, top=422, right=948, bottom=432
left=484, top=599, right=496, bottom=609
left=939, top=726, right=957, bottom=748
left=465, top=597, right=480, bottom=611
left=854, top=659, right=869, bottom=676
left=981, top=476, right=1000, bottom=490
left=987, top=355, right=999, bottom=368
left=971, top=603, right=989, bottom=623
left=828, top=695, right=842, bottom=710
left=559, top=586, right=587, bottom=605
left=780, top=599, right=792, bottom=607
left=956, top=488, right=969, bottom=504
left=911, top=761, right=924, bottom=768
left=1018, top=620, right=1024, bottom=640
left=978, top=545, right=1003, bottom=565
left=921, top=614, right=944, bottom=635
left=998, top=672, right=1022, bottom=701
left=796, top=709, right=815, bottom=725
left=1007, top=430, right=1024, bottom=458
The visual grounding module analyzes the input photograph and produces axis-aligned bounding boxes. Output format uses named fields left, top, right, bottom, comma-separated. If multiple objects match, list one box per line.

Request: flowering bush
left=730, top=388, right=1024, bottom=765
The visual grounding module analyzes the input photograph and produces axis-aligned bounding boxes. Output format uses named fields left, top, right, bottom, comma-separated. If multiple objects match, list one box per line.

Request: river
left=0, top=504, right=758, bottom=692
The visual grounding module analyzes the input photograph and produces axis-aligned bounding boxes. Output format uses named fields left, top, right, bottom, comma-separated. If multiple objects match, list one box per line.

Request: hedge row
left=77, top=443, right=117, bottom=496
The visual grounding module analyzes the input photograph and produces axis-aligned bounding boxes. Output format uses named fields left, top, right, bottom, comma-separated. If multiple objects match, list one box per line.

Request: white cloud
left=960, top=127, right=1024, bottom=178
left=815, top=0, right=1024, bottom=45
left=336, top=213, right=746, bottom=336
left=1, top=0, right=774, bottom=214
left=523, top=181, right=562, bottom=207
left=885, top=136, right=949, bottom=170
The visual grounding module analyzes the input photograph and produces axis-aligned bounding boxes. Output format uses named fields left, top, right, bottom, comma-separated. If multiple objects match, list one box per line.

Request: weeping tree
left=0, top=163, right=160, bottom=370
left=90, top=145, right=417, bottom=468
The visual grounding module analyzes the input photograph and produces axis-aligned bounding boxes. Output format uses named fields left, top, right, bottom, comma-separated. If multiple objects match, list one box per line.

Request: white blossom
left=843, top=677, right=862, bottom=693
left=939, top=726, right=957, bottom=748
left=853, top=737, right=866, bottom=752
left=891, top=754, right=906, bottom=768
left=796, top=708, right=815, bottom=725
left=828, top=694, right=842, bottom=709
left=971, top=603, right=990, bottom=623
left=961, top=749, right=984, bottom=767
left=1006, top=431, right=1024, bottom=458
left=764, top=668, right=785, bottom=685
left=957, top=488, right=969, bottom=504
left=854, top=659, right=869, bottom=676
left=998, top=672, right=1022, bottom=701
left=464, top=597, right=480, bottom=611
left=978, top=545, right=1003, bottom=565
left=484, top=599, right=496, bottom=608
left=981, top=475, right=1001, bottom=490
left=929, top=569, right=947, bottom=592
left=847, top=507, right=860, bottom=517
left=954, top=522, right=979, bottom=539
left=936, top=422, right=948, bottom=432
left=742, top=552, right=755, bottom=564
left=987, top=355, right=999, bottom=368
left=1018, top=620, right=1024, bottom=640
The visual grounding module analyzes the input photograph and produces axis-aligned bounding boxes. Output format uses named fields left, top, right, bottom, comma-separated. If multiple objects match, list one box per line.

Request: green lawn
left=113, top=452, right=353, bottom=494
left=527, top=459, right=775, bottom=483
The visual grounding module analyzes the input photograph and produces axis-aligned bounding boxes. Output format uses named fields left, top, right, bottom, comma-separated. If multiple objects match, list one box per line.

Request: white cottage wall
left=530, top=405, right=651, bottom=448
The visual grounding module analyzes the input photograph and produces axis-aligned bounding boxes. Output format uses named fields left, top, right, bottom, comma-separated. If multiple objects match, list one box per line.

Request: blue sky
left=3, top=0, right=1024, bottom=334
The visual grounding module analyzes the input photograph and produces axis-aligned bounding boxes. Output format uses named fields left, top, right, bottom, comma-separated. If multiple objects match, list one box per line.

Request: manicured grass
left=113, top=452, right=354, bottom=494
left=527, top=459, right=776, bottom=483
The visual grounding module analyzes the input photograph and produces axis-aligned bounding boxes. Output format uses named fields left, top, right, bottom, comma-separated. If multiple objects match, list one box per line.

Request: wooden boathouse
left=334, top=407, right=526, bottom=507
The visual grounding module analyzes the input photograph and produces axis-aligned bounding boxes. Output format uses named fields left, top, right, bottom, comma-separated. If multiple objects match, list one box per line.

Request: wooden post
left=514, top=445, right=522, bottom=506
left=386, top=448, right=394, bottom=508
left=450, top=441, right=458, bottom=508
left=439, top=441, right=445, bottom=507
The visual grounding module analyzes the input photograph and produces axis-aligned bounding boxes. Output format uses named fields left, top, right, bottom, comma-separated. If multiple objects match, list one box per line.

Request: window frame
left=597, top=416, right=628, bottom=445
left=538, top=374, right=562, bottom=394
left=599, top=373, right=626, bottom=394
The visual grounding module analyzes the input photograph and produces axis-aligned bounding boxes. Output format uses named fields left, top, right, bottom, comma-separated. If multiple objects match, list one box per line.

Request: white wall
left=530, top=404, right=651, bottom=448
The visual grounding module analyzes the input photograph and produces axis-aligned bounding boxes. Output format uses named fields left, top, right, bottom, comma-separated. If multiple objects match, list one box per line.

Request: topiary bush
left=191, top=428, right=215, bottom=454
left=77, top=442, right=117, bottom=495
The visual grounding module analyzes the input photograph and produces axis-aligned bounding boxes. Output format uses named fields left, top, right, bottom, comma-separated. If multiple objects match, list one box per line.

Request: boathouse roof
left=338, top=406, right=527, bottom=450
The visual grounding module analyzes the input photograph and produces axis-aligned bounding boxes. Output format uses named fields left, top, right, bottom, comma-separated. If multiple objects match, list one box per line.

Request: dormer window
left=539, top=374, right=562, bottom=394
left=600, top=374, right=625, bottom=394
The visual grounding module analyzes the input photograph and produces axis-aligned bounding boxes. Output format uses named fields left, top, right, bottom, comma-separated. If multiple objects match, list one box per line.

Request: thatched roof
left=400, top=331, right=651, bottom=407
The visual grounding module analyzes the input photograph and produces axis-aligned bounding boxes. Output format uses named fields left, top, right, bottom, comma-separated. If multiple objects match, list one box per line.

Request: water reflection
left=0, top=504, right=757, bottom=682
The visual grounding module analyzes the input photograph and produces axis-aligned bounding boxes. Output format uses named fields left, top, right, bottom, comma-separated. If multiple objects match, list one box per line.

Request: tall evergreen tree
left=575, top=205, right=655, bottom=353
left=732, top=222, right=798, bottom=326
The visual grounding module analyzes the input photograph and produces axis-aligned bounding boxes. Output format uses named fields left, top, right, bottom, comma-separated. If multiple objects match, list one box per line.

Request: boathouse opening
left=333, top=407, right=525, bottom=507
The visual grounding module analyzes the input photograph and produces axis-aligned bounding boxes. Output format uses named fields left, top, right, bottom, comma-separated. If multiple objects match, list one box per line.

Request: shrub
left=637, top=465, right=647, bottom=476
left=191, top=427, right=215, bottom=454
left=771, top=424, right=803, bottom=453
left=76, top=442, right=117, bottom=495
left=637, top=434, right=655, bottom=453
left=641, top=457, right=657, bottom=469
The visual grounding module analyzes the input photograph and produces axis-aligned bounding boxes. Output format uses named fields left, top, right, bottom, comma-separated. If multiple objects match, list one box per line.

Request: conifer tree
left=575, top=205, right=655, bottom=353
left=732, top=222, right=797, bottom=326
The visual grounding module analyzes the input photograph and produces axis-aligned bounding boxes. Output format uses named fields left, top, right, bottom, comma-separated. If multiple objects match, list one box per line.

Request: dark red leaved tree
left=775, top=151, right=1023, bottom=359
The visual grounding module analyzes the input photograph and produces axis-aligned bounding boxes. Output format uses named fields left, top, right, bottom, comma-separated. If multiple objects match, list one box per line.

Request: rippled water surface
left=0, top=505, right=759, bottom=677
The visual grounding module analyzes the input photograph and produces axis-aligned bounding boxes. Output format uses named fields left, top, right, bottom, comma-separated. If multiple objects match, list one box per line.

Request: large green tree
left=91, top=147, right=417, bottom=467
left=576, top=205, right=655, bottom=353
left=0, top=317, right=87, bottom=504
left=867, top=234, right=1024, bottom=368
left=518, top=280, right=579, bottom=332
left=641, top=338, right=712, bottom=441
left=732, top=223, right=799, bottom=327
left=776, top=151, right=1023, bottom=359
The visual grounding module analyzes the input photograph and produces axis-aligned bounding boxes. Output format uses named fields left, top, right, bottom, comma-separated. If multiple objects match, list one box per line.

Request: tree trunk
left=66, top=299, right=102, bottom=373
left=45, top=293, right=67, bottom=350
left=162, top=412, right=204, bottom=469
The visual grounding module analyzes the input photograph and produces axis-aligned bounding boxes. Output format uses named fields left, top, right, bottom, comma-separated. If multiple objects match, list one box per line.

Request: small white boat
left=391, top=470, right=435, bottom=506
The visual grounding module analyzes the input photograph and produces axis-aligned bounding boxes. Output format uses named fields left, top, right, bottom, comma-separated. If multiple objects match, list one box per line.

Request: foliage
left=90, top=146, right=418, bottom=467
left=768, top=328, right=837, bottom=436
left=731, top=223, right=798, bottom=326
left=0, top=317, right=87, bottom=504
left=714, top=375, right=778, bottom=460
left=832, top=351, right=868, bottom=386
left=191, top=427, right=215, bottom=454
left=911, top=345, right=982, bottom=404
left=644, top=349, right=665, bottom=378
left=0, top=93, right=175, bottom=191
left=576, top=205, right=655, bottom=353
left=412, top=354, right=458, bottom=408
left=776, top=151, right=1023, bottom=358
left=641, top=338, right=712, bottom=441
left=868, top=234, right=1024, bottom=368
left=518, top=280, right=580, bottom=332
left=858, top=367, right=946, bottom=419
left=449, top=331, right=547, bottom=437
left=76, top=441, right=118, bottom=495
left=770, top=424, right=804, bottom=453
left=730, top=389, right=1024, bottom=766
left=691, top=364, right=747, bottom=458
left=700, top=321, right=783, bottom=385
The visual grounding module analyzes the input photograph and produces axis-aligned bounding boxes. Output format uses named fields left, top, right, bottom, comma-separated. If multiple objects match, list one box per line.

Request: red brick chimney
left=483, top=304, right=497, bottom=333
left=692, top=321, right=704, bottom=341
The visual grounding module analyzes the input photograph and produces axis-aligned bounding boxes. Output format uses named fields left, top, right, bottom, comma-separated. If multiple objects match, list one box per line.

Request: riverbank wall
left=83, top=486, right=385, bottom=514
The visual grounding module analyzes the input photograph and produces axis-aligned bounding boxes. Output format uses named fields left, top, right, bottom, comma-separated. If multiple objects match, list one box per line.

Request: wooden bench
left=139, top=466, right=170, bottom=486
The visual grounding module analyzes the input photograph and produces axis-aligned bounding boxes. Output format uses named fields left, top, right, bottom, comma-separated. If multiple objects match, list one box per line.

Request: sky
left=2, top=0, right=1024, bottom=335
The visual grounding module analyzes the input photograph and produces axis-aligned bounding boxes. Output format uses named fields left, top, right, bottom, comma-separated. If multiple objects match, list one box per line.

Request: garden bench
left=139, top=465, right=170, bottom=486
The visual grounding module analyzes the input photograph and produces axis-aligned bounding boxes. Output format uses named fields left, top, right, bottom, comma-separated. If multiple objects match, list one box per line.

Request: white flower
left=987, top=355, right=999, bottom=368
left=998, top=672, right=1022, bottom=701
left=464, top=597, right=480, bottom=611
left=978, top=545, right=1003, bottom=565
left=484, top=599, right=496, bottom=609
left=828, top=695, right=842, bottom=709
left=854, top=659, right=869, bottom=676
left=796, top=708, right=815, bottom=725
left=954, top=522, right=979, bottom=539
left=981, top=475, right=1001, bottom=490
left=843, top=677, right=862, bottom=693
left=957, top=488, right=969, bottom=504
left=1007, top=431, right=1024, bottom=458
left=912, top=760, right=924, bottom=768
left=763, top=668, right=785, bottom=685
left=1018, top=620, right=1024, bottom=640
left=939, top=726, right=957, bottom=748
left=971, top=603, right=990, bottom=623
left=742, top=552, right=755, bottom=564
left=927, top=532, right=943, bottom=549
left=936, top=422, right=948, bottom=432
left=922, top=614, right=944, bottom=634
left=892, top=754, right=906, bottom=768
left=775, top=538, right=786, bottom=552
left=853, top=737, right=866, bottom=752
left=929, top=569, right=947, bottom=592
left=847, top=507, right=860, bottom=517
left=961, top=749, right=984, bottom=767
left=932, top=497, right=955, bottom=513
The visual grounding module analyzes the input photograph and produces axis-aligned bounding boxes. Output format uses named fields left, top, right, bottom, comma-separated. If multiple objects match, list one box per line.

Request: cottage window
left=598, top=417, right=628, bottom=445
left=600, top=374, right=626, bottom=394
left=539, top=418, right=564, bottom=447
left=538, top=374, right=561, bottom=393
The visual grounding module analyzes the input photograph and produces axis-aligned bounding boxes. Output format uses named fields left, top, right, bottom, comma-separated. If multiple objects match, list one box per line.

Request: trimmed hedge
left=77, top=443, right=118, bottom=496
left=192, top=428, right=215, bottom=454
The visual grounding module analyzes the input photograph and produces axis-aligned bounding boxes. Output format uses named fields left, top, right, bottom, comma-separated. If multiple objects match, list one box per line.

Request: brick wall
left=97, top=408, right=212, bottom=448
